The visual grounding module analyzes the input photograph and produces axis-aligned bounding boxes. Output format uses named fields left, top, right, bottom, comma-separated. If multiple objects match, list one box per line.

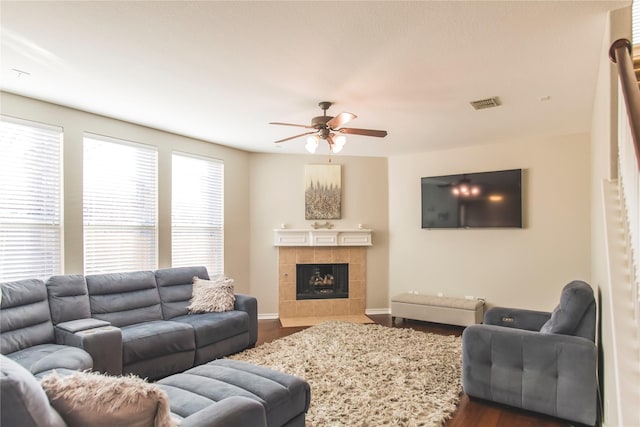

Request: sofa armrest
left=462, top=324, right=597, bottom=425
left=234, top=294, right=258, bottom=346
left=56, top=318, right=110, bottom=333
left=55, top=322, right=123, bottom=375
left=483, top=307, right=551, bottom=331
left=179, top=396, right=267, bottom=427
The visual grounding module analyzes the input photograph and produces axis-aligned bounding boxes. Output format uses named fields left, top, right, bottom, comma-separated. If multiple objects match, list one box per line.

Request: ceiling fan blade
left=327, top=112, right=357, bottom=129
left=274, top=131, right=317, bottom=143
left=338, top=127, right=388, bottom=138
left=269, top=122, right=314, bottom=129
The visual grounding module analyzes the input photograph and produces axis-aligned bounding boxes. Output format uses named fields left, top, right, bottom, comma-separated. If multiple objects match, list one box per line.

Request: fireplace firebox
left=296, top=263, right=349, bottom=300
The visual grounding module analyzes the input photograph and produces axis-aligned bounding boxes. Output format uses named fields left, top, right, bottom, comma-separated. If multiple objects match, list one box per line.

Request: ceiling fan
left=270, top=101, right=388, bottom=153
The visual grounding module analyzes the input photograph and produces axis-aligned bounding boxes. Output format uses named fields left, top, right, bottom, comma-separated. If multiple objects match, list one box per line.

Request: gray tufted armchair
left=462, top=280, right=597, bottom=425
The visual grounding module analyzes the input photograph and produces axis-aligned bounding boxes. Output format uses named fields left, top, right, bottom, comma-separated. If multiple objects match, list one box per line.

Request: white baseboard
left=258, top=313, right=279, bottom=320
left=259, top=310, right=389, bottom=319
left=365, top=308, right=391, bottom=315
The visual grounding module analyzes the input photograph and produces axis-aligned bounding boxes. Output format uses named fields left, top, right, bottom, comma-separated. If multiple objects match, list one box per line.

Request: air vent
left=470, top=97, right=501, bottom=110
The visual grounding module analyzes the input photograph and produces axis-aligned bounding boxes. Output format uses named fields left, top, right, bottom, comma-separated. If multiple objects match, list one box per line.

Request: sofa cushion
left=158, top=359, right=310, bottom=427
left=0, top=355, right=66, bottom=427
left=86, top=271, right=163, bottom=327
left=171, top=311, right=249, bottom=348
left=45, top=274, right=92, bottom=324
left=41, top=370, right=176, bottom=427
left=6, top=343, right=93, bottom=376
left=121, top=320, right=195, bottom=366
left=155, top=266, right=210, bottom=320
left=187, top=276, right=235, bottom=313
left=1, top=279, right=55, bottom=354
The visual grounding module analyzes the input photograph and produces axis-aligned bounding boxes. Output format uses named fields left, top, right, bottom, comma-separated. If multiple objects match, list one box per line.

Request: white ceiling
left=0, top=1, right=629, bottom=157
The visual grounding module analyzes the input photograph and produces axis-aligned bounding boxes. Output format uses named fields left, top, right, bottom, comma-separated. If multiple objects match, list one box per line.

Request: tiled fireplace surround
left=278, top=246, right=366, bottom=318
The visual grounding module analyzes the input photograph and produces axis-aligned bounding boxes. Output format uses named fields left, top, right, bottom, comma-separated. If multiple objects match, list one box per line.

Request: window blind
left=172, top=153, right=224, bottom=275
left=83, top=134, right=157, bottom=274
left=0, top=116, right=63, bottom=281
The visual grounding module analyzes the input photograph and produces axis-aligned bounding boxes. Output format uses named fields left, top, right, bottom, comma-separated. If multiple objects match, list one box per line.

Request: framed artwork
left=305, top=164, right=341, bottom=219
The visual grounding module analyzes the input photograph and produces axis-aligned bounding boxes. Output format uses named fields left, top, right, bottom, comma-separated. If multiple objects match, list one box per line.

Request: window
left=172, top=153, right=224, bottom=275
left=83, top=134, right=157, bottom=274
left=0, top=116, right=63, bottom=281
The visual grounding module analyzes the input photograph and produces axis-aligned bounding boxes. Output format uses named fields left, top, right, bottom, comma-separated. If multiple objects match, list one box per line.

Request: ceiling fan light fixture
left=327, top=133, right=346, bottom=153
left=305, top=136, right=319, bottom=153
left=271, top=101, right=387, bottom=153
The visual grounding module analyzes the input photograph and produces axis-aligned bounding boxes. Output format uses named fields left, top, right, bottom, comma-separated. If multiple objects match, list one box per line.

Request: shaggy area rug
left=229, top=321, right=462, bottom=427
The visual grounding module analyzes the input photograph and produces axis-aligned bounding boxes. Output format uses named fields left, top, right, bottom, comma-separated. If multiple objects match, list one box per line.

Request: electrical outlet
left=465, top=295, right=474, bottom=300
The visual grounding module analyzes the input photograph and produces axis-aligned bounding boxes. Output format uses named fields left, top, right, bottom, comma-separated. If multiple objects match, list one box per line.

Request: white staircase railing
left=618, top=82, right=640, bottom=330
left=606, top=36, right=640, bottom=427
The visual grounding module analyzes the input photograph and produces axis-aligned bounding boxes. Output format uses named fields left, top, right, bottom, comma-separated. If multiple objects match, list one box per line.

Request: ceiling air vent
left=470, top=97, right=501, bottom=110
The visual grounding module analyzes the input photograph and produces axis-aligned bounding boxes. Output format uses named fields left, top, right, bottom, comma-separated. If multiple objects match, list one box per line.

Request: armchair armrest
left=462, top=324, right=597, bottom=426
left=179, top=396, right=267, bottom=427
left=234, top=294, right=258, bottom=346
left=483, top=307, right=551, bottom=331
left=55, top=320, right=123, bottom=375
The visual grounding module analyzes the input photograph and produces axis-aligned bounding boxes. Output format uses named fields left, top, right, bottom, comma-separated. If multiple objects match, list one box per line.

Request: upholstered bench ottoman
left=157, top=359, right=310, bottom=427
left=391, top=293, right=484, bottom=327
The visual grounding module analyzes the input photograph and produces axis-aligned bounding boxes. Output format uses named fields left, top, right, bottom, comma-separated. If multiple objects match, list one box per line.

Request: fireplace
left=277, top=246, right=366, bottom=319
left=296, top=263, right=348, bottom=300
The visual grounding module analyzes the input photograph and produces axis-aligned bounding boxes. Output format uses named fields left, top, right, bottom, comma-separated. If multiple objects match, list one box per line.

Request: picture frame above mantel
left=273, top=229, right=372, bottom=247
left=305, top=164, right=341, bottom=220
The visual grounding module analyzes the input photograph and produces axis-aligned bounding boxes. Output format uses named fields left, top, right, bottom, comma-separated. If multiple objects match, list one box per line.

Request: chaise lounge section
left=1, top=353, right=310, bottom=427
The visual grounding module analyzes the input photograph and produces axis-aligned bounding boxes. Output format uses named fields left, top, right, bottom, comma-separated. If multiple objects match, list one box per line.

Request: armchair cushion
left=539, top=280, right=595, bottom=340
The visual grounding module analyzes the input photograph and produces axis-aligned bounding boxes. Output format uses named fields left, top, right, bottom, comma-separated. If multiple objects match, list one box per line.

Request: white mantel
left=273, top=228, right=372, bottom=247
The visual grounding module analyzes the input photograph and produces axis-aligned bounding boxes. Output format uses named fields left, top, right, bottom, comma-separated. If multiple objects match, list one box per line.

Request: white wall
left=0, top=92, right=253, bottom=293
left=248, top=153, right=389, bottom=315
left=388, top=133, right=591, bottom=311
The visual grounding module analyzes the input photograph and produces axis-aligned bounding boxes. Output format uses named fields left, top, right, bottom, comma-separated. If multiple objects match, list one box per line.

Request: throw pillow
left=40, top=371, right=176, bottom=427
left=187, top=276, right=235, bottom=313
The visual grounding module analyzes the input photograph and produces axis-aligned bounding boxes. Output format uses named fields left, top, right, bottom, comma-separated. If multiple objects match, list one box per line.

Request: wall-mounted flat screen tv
left=421, top=169, right=522, bottom=229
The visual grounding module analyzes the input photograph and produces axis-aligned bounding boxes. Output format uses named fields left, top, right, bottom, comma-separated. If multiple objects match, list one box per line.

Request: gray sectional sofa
left=1, top=266, right=310, bottom=427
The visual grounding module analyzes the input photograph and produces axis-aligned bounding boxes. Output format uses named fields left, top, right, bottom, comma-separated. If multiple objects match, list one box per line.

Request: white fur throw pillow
left=40, top=371, right=176, bottom=427
left=187, top=276, right=235, bottom=313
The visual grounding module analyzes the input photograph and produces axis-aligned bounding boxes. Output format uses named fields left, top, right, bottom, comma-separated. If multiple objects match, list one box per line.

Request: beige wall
left=0, top=92, right=252, bottom=293
left=247, top=153, right=389, bottom=315
left=388, top=133, right=591, bottom=311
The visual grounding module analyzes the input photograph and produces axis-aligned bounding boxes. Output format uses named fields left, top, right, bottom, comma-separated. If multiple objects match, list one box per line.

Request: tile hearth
left=278, top=247, right=366, bottom=322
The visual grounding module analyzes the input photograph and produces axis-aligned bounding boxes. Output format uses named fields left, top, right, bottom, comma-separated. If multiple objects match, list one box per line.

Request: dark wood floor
left=257, top=314, right=582, bottom=427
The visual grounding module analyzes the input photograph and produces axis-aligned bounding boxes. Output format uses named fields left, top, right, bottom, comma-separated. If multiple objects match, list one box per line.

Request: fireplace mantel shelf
left=273, top=228, right=372, bottom=247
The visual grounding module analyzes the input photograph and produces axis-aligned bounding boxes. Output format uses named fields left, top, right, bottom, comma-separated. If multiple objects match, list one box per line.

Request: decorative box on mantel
left=273, top=229, right=372, bottom=247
